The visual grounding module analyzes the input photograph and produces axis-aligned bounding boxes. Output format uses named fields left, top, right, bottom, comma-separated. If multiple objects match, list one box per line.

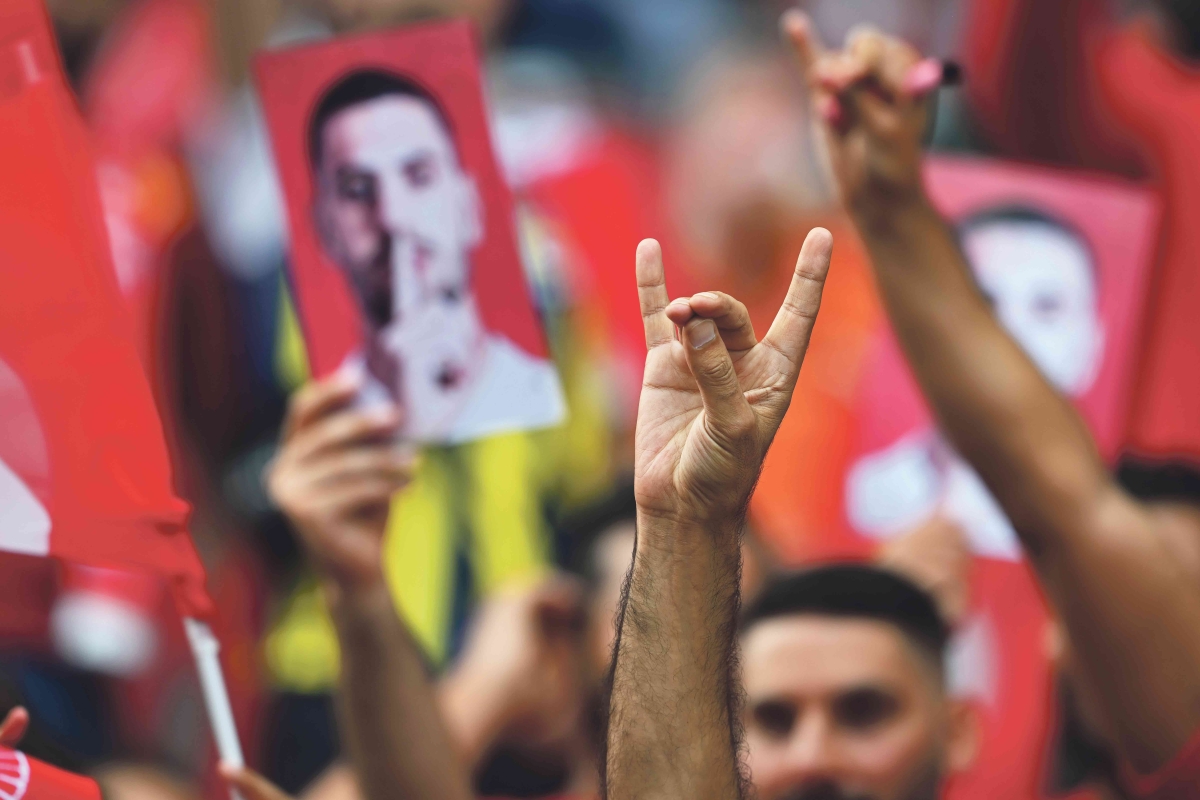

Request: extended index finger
left=781, top=9, right=825, bottom=73
left=281, top=371, right=362, bottom=443
left=636, top=239, right=674, bottom=350
left=762, top=228, right=834, bottom=370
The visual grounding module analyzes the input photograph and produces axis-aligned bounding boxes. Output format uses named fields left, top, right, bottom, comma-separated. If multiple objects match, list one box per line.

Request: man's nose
left=780, top=714, right=843, bottom=786
left=375, top=175, right=415, bottom=234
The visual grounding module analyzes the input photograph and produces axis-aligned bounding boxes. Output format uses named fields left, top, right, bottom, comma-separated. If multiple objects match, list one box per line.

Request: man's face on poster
left=313, top=89, right=486, bottom=438
left=963, top=218, right=1104, bottom=396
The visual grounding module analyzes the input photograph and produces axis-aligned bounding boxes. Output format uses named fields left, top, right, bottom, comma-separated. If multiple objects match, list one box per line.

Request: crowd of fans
left=3, top=1, right=1200, bottom=800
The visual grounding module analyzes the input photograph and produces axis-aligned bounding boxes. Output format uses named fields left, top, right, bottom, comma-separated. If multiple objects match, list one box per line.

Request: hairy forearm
left=328, top=579, right=474, bottom=800
left=603, top=514, right=746, bottom=800
left=855, top=198, right=1109, bottom=555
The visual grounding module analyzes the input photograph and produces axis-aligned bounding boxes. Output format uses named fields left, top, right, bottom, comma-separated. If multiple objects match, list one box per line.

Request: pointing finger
left=763, top=227, right=834, bottom=374
left=636, top=239, right=674, bottom=350
left=781, top=9, right=825, bottom=73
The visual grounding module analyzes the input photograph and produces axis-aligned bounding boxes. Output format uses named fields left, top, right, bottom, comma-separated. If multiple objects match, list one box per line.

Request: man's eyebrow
left=398, top=148, right=439, bottom=166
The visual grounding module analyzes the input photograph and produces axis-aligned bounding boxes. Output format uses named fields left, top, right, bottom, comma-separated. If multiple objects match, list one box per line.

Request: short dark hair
left=741, top=564, right=950, bottom=672
left=959, top=203, right=1096, bottom=273
left=561, top=480, right=638, bottom=590
left=307, top=68, right=455, bottom=169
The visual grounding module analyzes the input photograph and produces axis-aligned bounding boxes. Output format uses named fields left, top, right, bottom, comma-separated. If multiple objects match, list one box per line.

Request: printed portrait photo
left=842, top=157, right=1159, bottom=561
left=256, top=21, right=564, bottom=444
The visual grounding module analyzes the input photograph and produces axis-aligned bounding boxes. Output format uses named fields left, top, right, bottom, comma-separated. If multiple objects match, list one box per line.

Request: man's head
left=309, top=69, right=486, bottom=438
left=740, top=565, right=976, bottom=800
left=959, top=207, right=1103, bottom=396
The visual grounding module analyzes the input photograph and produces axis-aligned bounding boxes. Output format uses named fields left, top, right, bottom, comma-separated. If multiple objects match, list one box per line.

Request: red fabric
left=1095, top=28, right=1200, bottom=467
left=0, top=747, right=102, bottom=800
left=0, top=0, right=211, bottom=617
left=961, top=0, right=1200, bottom=467
left=1121, top=726, right=1200, bottom=800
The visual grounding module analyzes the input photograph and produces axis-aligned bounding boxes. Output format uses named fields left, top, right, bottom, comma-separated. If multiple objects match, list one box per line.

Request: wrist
left=322, top=570, right=391, bottom=618
left=849, top=182, right=934, bottom=238
left=634, top=509, right=744, bottom=562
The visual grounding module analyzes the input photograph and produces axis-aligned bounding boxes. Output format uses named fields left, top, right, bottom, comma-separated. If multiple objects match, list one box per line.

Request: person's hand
left=267, top=372, right=414, bottom=587
left=781, top=10, right=929, bottom=219
left=0, top=706, right=28, bottom=747
left=442, top=576, right=585, bottom=758
left=220, top=764, right=296, bottom=800
left=632, top=230, right=833, bottom=535
left=878, top=516, right=971, bottom=626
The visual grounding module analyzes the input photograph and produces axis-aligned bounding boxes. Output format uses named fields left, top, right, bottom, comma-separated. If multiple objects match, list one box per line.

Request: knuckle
left=699, top=354, right=736, bottom=385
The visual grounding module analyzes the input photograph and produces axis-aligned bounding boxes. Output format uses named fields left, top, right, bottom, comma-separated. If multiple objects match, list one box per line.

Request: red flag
left=0, top=747, right=103, bottom=800
left=0, top=0, right=212, bottom=617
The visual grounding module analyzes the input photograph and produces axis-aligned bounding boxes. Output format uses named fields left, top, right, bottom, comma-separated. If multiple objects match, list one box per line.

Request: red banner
left=0, top=0, right=211, bottom=618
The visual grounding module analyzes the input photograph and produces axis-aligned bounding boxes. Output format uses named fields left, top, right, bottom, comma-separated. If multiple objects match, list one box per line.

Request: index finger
left=636, top=239, right=674, bottom=350
left=762, top=227, right=834, bottom=370
left=781, top=9, right=825, bottom=73
left=281, top=370, right=362, bottom=443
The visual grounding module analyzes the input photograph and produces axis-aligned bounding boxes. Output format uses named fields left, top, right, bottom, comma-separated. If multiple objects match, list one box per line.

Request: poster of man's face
left=841, top=158, right=1159, bottom=558
left=256, top=21, right=564, bottom=443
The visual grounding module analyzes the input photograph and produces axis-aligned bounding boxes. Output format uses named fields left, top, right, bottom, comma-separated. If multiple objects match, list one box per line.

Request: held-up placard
left=255, top=20, right=565, bottom=444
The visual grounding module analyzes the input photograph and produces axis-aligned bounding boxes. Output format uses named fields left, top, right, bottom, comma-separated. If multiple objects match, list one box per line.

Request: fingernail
left=687, top=320, right=717, bottom=349
left=369, top=405, right=400, bottom=424
left=696, top=291, right=720, bottom=301
left=903, top=58, right=943, bottom=97
left=819, top=95, right=844, bottom=125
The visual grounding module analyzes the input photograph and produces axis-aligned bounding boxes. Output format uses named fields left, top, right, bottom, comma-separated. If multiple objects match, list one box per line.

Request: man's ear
left=945, top=698, right=981, bottom=774
left=458, top=174, right=484, bottom=248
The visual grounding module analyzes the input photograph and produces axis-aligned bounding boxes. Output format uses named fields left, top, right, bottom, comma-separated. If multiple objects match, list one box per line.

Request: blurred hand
left=0, top=706, right=28, bottom=747
left=781, top=11, right=929, bottom=218
left=632, top=232, right=833, bottom=533
left=878, top=516, right=971, bottom=626
left=220, top=765, right=295, bottom=800
left=267, top=373, right=413, bottom=587
left=443, top=576, right=585, bottom=754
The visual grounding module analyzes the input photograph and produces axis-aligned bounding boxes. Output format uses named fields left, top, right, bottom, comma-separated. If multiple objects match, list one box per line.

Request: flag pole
left=184, top=618, right=245, bottom=800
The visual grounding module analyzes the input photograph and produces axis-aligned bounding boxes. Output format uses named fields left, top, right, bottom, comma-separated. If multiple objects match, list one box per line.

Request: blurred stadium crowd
left=3, top=1, right=1200, bottom=800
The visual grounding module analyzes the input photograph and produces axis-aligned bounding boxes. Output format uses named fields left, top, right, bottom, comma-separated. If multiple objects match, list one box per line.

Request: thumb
left=682, top=318, right=754, bottom=437
left=219, top=765, right=295, bottom=800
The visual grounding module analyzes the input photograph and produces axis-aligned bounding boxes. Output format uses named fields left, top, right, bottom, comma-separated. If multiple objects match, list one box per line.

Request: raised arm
left=267, top=374, right=473, bottom=800
left=604, top=233, right=833, bottom=799
left=782, top=13, right=1200, bottom=774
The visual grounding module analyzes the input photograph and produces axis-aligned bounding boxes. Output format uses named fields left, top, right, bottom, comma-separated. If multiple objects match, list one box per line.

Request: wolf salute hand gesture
left=631, top=232, right=834, bottom=533
left=606, top=230, right=833, bottom=800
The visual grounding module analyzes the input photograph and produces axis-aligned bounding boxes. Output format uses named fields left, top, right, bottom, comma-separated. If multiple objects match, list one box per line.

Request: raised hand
left=781, top=11, right=928, bottom=217
left=633, top=230, right=833, bottom=533
left=267, top=372, right=414, bottom=587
